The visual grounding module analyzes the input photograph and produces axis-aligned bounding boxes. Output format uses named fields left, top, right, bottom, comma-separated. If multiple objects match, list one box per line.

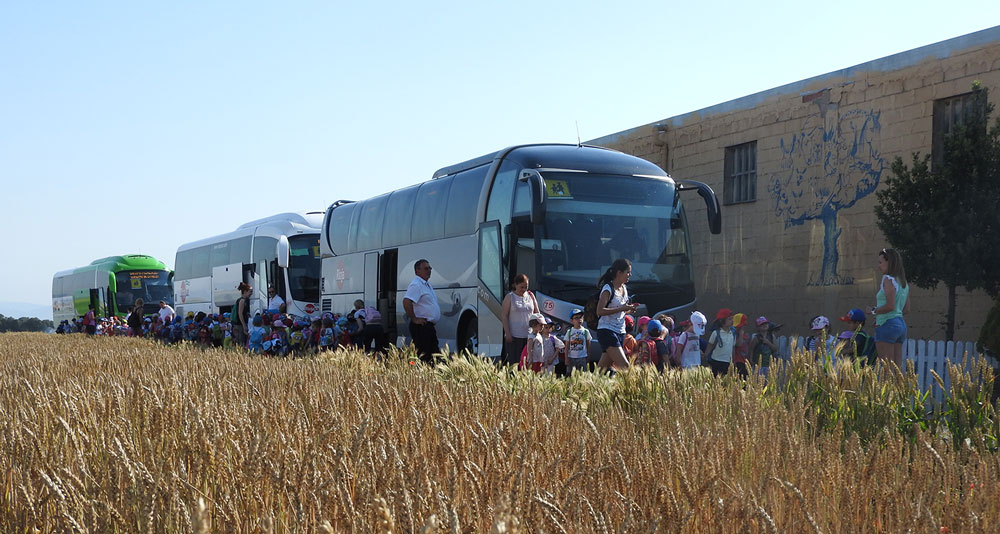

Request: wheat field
left=1, top=333, right=997, bottom=533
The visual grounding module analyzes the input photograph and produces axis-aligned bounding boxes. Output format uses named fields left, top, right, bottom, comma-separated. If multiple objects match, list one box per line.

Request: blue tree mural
left=768, top=108, right=885, bottom=285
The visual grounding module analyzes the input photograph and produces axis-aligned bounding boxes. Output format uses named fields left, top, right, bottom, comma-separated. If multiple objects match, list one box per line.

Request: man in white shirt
left=403, top=259, right=441, bottom=363
left=267, top=286, right=285, bottom=312
left=157, top=300, right=175, bottom=324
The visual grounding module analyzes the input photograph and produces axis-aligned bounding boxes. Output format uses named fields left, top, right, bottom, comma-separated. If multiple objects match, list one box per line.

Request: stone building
left=590, top=26, right=1000, bottom=341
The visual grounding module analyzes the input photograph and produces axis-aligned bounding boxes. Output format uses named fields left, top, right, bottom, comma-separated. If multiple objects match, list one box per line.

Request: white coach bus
left=319, top=144, right=721, bottom=357
left=173, top=212, right=324, bottom=319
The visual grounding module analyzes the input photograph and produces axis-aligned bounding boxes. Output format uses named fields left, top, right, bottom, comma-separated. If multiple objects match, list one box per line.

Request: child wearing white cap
left=673, top=311, right=707, bottom=369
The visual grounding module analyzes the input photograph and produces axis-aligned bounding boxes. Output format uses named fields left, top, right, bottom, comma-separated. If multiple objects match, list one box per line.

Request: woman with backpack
left=233, top=282, right=252, bottom=349
left=703, top=308, right=735, bottom=376
left=596, top=258, right=639, bottom=371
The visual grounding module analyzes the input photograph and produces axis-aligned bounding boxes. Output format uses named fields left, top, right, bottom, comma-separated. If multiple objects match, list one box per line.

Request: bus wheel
left=459, top=316, right=478, bottom=356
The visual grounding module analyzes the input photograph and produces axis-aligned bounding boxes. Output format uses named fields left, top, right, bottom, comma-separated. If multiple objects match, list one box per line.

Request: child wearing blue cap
left=839, top=308, right=876, bottom=365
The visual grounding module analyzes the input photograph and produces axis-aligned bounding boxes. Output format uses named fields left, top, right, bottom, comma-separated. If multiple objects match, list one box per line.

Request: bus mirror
left=277, top=236, right=290, bottom=268
left=519, top=169, right=547, bottom=225
left=677, top=180, right=722, bottom=234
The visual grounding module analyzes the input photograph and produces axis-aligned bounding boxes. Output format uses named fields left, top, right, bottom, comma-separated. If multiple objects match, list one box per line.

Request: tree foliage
left=0, top=314, right=53, bottom=333
left=875, top=83, right=1000, bottom=338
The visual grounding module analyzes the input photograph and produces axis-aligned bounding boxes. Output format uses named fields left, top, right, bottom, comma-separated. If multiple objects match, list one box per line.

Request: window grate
left=724, top=141, right=757, bottom=204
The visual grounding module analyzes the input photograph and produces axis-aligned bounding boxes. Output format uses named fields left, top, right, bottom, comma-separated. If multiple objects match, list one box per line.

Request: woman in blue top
left=596, top=258, right=639, bottom=371
left=872, top=248, right=910, bottom=368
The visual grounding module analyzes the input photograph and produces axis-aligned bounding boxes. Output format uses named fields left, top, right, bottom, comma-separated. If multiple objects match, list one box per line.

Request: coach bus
left=52, top=255, right=174, bottom=324
left=172, top=212, right=323, bottom=319
left=319, top=144, right=721, bottom=358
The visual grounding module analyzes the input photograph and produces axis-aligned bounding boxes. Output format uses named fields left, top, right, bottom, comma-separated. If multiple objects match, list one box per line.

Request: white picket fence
left=775, top=336, right=993, bottom=405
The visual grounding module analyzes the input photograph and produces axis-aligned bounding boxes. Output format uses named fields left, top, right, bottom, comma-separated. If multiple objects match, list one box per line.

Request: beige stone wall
left=594, top=34, right=1000, bottom=342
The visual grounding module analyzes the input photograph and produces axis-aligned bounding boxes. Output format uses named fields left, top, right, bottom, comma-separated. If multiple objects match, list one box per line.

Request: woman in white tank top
left=596, top=258, right=639, bottom=371
left=500, top=273, right=539, bottom=365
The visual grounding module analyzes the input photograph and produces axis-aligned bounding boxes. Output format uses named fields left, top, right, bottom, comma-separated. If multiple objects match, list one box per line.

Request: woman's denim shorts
left=596, top=329, right=624, bottom=351
left=875, top=316, right=907, bottom=344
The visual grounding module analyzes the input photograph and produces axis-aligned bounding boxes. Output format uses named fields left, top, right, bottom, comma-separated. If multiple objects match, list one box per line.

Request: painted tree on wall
left=768, top=108, right=885, bottom=285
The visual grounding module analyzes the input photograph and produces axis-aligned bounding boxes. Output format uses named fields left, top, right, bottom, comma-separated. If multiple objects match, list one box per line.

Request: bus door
left=89, top=288, right=106, bottom=318
left=250, top=260, right=268, bottom=316
left=379, top=248, right=398, bottom=344
left=477, top=221, right=505, bottom=358
left=212, top=263, right=243, bottom=314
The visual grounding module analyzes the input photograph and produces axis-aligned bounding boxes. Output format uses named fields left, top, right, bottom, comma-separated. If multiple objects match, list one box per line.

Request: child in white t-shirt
left=563, top=309, right=593, bottom=375
left=526, top=314, right=545, bottom=373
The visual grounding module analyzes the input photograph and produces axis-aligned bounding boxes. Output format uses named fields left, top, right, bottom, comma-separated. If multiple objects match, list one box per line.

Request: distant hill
left=0, top=301, right=52, bottom=321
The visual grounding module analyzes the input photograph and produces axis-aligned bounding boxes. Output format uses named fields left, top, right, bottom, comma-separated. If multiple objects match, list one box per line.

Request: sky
left=2, top=1, right=998, bottom=319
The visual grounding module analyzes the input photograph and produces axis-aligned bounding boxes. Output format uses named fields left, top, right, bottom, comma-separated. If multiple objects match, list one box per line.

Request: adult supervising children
left=595, top=258, right=639, bottom=371
left=403, top=259, right=441, bottom=363
left=500, top=273, right=539, bottom=366
left=873, top=248, right=910, bottom=368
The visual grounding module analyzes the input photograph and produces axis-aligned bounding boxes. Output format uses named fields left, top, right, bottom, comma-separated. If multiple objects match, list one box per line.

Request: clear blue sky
left=2, top=1, right=998, bottom=318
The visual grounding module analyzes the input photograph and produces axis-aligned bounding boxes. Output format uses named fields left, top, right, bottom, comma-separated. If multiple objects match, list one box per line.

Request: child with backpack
left=248, top=314, right=267, bottom=353
left=523, top=314, right=546, bottom=373
left=541, top=320, right=565, bottom=374
left=838, top=308, right=876, bottom=365
left=636, top=319, right=671, bottom=372
left=673, top=311, right=707, bottom=369
left=563, top=309, right=592, bottom=376
left=319, top=317, right=336, bottom=352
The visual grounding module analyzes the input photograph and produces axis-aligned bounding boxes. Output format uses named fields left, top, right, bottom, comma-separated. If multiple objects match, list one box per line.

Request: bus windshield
left=115, top=270, right=173, bottom=312
left=519, top=173, right=695, bottom=311
left=288, top=235, right=321, bottom=303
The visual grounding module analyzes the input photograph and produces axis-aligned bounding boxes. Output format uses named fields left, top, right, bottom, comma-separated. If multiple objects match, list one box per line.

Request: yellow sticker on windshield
left=130, top=279, right=142, bottom=289
left=546, top=180, right=572, bottom=198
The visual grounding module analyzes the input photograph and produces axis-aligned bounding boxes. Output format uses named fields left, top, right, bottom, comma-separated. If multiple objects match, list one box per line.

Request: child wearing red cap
left=704, top=308, right=735, bottom=376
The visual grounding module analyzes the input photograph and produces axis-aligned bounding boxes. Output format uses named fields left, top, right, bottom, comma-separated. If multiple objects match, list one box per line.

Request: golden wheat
left=0, top=333, right=997, bottom=532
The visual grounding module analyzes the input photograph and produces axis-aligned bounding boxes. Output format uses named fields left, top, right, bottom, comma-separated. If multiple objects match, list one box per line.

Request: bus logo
left=305, top=303, right=316, bottom=314
left=336, top=260, right=346, bottom=290
left=543, top=299, right=555, bottom=313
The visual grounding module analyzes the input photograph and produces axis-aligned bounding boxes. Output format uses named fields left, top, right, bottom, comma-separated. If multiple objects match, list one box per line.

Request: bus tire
left=458, top=313, right=478, bottom=356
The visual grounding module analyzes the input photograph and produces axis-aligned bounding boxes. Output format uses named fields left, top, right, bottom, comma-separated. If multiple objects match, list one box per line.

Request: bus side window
left=411, top=176, right=451, bottom=243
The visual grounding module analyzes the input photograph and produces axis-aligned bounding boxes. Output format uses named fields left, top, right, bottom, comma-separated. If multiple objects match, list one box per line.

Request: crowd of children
left=55, top=304, right=380, bottom=357
left=58, top=301, right=879, bottom=374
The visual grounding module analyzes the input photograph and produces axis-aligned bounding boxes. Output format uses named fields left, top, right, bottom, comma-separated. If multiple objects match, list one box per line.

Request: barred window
left=724, top=141, right=756, bottom=204
left=933, top=91, right=986, bottom=167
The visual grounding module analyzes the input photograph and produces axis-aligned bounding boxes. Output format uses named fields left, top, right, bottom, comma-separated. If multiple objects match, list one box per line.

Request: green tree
left=875, top=83, right=1000, bottom=340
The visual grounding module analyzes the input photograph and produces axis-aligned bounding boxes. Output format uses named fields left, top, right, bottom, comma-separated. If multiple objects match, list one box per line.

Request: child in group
left=622, top=315, right=637, bottom=360
left=635, top=319, right=664, bottom=371
left=289, top=320, right=306, bottom=354
left=807, top=316, right=836, bottom=364
left=748, top=316, right=779, bottom=378
left=634, top=316, right=651, bottom=341
left=525, top=314, right=546, bottom=373
left=838, top=308, right=876, bottom=365
left=540, top=319, right=565, bottom=374
left=319, top=317, right=336, bottom=352
left=306, top=318, right=321, bottom=353
left=563, top=308, right=593, bottom=376
left=335, top=316, right=352, bottom=349
left=248, top=314, right=267, bottom=353
left=704, top=309, right=735, bottom=376
left=673, top=311, right=707, bottom=369
left=268, top=319, right=289, bottom=356
left=731, top=313, right=751, bottom=378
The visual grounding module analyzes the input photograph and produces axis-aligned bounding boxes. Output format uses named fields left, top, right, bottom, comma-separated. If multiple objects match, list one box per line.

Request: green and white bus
left=52, top=255, right=174, bottom=323
left=319, top=144, right=721, bottom=357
